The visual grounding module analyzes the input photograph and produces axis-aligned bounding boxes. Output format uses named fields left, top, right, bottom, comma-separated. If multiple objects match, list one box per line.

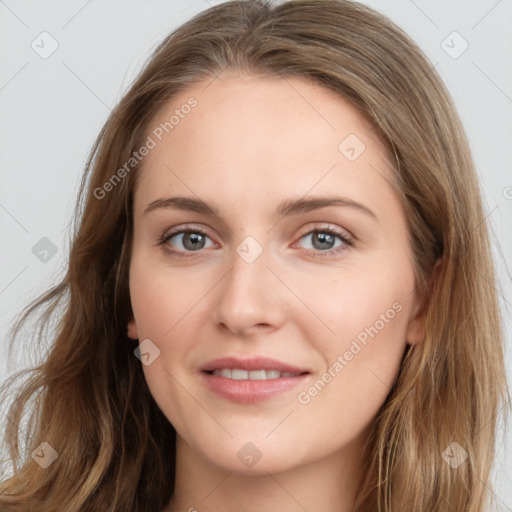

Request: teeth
left=210, top=369, right=301, bottom=380
left=231, top=369, right=248, bottom=380
left=248, top=370, right=267, bottom=380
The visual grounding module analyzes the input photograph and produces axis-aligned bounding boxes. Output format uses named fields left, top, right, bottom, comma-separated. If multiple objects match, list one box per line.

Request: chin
left=186, top=431, right=314, bottom=476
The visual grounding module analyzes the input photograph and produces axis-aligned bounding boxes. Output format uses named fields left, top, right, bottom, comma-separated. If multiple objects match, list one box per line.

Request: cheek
left=289, top=291, right=408, bottom=457
left=128, top=254, right=208, bottom=340
left=293, top=262, right=411, bottom=409
left=296, top=261, right=411, bottom=351
left=129, top=260, right=206, bottom=431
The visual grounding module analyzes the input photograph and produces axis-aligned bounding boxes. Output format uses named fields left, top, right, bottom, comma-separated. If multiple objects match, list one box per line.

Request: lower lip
left=200, top=371, right=309, bottom=404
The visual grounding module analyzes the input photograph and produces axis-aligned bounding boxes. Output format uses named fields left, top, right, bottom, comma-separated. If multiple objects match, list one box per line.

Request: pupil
left=184, top=233, right=204, bottom=251
left=314, top=232, right=334, bottom=250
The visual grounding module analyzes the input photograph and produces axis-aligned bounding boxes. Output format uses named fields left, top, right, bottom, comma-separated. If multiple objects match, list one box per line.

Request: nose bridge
left=213, top=233, right=286, bottom=333
left=225, top=233, right=272, bottom=305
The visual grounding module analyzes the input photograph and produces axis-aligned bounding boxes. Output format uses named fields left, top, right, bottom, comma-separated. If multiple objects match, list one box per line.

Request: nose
left=212, top=239, right=289, bottom=337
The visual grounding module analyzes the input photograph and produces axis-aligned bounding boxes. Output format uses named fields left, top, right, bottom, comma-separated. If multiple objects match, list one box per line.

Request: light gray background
left=1, top=0, right=511, bottom=508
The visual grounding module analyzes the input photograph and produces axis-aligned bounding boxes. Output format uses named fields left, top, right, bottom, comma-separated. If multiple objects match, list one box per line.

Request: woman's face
left=127, top=72, right=426, bottom=475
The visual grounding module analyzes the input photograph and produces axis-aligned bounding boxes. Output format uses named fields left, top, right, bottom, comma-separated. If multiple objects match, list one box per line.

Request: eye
left=295, top=226, right=353, bottom=257
left=158, top=225, right=216, bottom=256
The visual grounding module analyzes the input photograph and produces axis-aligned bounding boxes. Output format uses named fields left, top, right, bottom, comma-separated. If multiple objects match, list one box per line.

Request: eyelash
left=157, top=224, right=354, bottom=259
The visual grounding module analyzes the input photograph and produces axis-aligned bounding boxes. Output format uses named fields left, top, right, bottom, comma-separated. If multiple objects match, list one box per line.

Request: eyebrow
left=143, top=195, right=378, bottom=221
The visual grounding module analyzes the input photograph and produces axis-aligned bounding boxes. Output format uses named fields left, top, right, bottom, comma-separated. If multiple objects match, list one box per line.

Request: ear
left=406, top=258, right=442, bottom=346
left=127, top=316, right=139, bottom=340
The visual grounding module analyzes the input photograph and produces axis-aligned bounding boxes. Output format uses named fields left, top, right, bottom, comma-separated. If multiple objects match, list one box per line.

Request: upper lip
left=200, top=356, right=310, bottom=374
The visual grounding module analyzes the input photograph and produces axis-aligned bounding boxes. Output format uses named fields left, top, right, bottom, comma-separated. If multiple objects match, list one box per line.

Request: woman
left=0, top=1, right=508, bottom=510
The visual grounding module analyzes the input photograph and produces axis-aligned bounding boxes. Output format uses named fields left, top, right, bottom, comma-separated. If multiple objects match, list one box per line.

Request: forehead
left=133, top=73, right=395, bottom=213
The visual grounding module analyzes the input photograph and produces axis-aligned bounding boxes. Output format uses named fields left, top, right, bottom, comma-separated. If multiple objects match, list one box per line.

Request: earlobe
left=127, top=317, right=139, bottom=340
left=406, top=258, right=442, bottom=345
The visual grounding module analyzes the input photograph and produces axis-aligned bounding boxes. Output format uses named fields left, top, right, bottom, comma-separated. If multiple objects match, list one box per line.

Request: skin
left=127, top=71, right=428, bottom=512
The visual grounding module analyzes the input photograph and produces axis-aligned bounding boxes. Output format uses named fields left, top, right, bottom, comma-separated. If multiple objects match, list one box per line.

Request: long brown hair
left=0, top=1, right=508, bottom=510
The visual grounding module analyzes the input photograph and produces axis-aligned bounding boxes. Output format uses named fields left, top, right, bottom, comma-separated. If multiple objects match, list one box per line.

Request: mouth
left=199, top=356, right=311, bottom=403
left=204, top=368, right=308, bottom=380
